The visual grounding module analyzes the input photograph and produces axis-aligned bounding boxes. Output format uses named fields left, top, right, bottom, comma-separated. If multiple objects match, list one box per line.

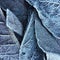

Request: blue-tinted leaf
left=35, top=14, right=60, bottom=60
left=26, top=0, right=60, bottom=39
left=6, top=9, right=23, bottom=36
left=19, top=12, right=44, bottom=60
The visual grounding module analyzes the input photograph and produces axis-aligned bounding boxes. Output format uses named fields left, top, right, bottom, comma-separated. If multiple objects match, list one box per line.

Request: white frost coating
left=39, top=0, right=60, bottom=4
left=6, top=9, right=23, bottom=36
left=46, top=52, right=60, bottom=60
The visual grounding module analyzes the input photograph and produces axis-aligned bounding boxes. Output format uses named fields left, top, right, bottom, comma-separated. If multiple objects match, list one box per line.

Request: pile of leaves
left=0, top=0, right=60, bottom=60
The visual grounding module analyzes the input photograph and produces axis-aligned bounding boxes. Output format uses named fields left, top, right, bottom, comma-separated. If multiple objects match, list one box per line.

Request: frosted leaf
left=35, top=13, right=60, bottom=59
left=6, top=9, right=23, bottom=36
left=19, top=12, right=44, bottom=60
left=26, top=0, right=60, bottom=39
